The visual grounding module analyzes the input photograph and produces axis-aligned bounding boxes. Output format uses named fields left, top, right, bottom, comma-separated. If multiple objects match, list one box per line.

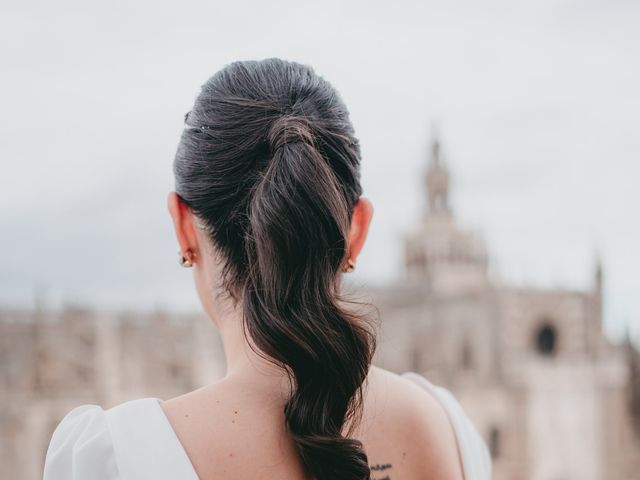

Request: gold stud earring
left=178, top=249, right=195, bottom=268
left=342, top=258, right=356, bottom=273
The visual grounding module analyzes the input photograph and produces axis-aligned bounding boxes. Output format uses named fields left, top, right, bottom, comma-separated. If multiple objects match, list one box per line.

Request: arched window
left=488, top=426, right=500, bottom=458
left=411, top=344, right=422, bottom=372
left=461, top=339, right=473, bottom=370
left=535, top=322, right=557, bottom=356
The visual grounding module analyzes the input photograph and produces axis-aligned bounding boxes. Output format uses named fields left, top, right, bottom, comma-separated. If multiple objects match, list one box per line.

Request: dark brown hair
left=173, top=58, right=378, bottom=479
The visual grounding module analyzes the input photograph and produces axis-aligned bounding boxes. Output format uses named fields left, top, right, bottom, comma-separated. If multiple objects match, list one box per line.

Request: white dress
left=43, top=371, right=492, bottom=479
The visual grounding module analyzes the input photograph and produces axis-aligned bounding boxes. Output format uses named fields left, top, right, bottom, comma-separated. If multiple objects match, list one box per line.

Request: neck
left=215, top=300, right=289, bottom=386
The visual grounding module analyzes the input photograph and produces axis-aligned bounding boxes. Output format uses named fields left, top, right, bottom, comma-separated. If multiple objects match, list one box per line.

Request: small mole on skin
left=184, top=414, right=189, bottom=418
left=234, top=410, right=238, bottom=414
left=232, top=420, right=235, bottom=423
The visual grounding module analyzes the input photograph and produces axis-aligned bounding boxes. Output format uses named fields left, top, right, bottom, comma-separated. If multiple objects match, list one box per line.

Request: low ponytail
left=244, top=114, right=375, bottom=479
left=173, top=58, right=378, bottom=480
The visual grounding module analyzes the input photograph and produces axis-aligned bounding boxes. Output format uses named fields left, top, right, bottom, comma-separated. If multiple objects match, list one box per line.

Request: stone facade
left=1, top=136, right=639, bottom=479
left=365, top=137, right=640, bottom=479
left=0, top=308, right=227, bottom=479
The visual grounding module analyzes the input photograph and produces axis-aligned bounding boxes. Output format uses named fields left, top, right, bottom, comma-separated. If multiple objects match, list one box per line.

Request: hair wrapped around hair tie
left=268, top=115, right=316, bottom=154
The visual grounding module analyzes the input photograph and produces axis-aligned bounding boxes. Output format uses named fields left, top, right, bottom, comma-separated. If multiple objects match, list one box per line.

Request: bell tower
left=424, top=136, right=451, bottom=217
left=404, top=129, right=489, bottom=294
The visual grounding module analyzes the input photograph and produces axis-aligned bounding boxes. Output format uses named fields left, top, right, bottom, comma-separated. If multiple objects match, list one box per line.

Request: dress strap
left=105, top=398, right=199, bottom=480
left=401, top=372, right=492, bottom=480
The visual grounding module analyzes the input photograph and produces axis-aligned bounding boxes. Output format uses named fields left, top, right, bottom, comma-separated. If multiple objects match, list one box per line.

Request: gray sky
left=1, top=0, right=638, bottom=343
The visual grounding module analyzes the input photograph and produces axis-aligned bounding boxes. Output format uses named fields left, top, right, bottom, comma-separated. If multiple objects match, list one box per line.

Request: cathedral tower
left=403, top=133, right=489, bottom=294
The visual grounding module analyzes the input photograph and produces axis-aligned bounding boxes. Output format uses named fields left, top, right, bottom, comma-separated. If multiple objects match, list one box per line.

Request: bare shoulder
left=158, top=367, right=464, bottom=480
left=362, top=366, right=464, bottom=480
left=159, top=378, right=306, bottom=480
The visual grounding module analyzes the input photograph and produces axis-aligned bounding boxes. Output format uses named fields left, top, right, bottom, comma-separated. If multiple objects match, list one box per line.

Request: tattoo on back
left=370, top=463, right=392, bottom=480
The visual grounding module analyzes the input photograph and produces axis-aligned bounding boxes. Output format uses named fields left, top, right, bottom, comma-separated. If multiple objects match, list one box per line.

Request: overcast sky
left=1, top=0, right=638, bottom=343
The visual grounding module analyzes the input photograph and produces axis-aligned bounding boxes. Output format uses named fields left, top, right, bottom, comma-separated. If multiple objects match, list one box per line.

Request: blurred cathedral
left=365, top=137, right=640, bottom=479
left=1, top=137, right=639, bottom=480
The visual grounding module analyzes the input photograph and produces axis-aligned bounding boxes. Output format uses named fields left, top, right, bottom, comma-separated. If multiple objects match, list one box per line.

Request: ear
left=346, top=196, right=374, bottom=263
left=167, top=191, right=199, bottom=256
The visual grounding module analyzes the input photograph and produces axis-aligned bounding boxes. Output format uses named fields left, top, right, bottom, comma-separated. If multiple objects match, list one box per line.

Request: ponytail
left=173, top=58, right=378, bottom=480
left=244, top=114, right=376, bottom=479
